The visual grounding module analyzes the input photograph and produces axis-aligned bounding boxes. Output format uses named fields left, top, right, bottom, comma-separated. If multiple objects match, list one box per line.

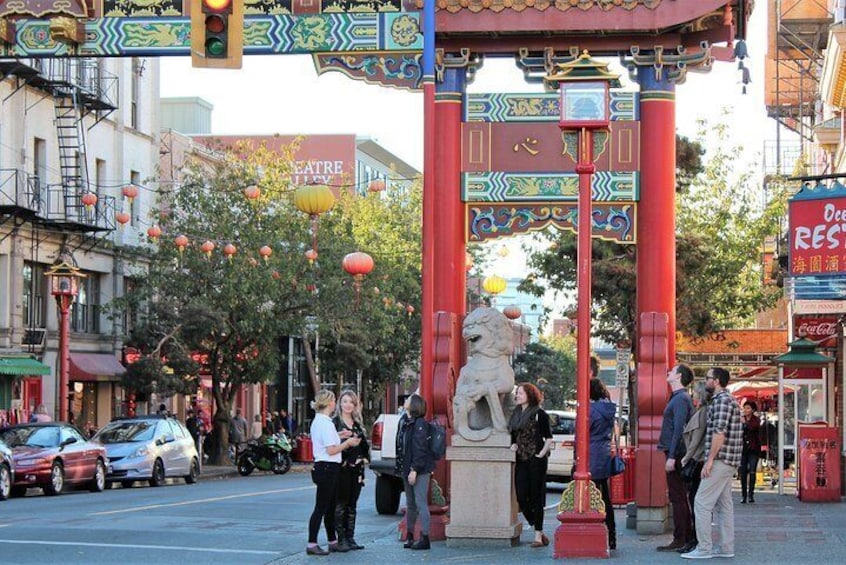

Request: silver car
left=93, top=416, right=200, bottom=488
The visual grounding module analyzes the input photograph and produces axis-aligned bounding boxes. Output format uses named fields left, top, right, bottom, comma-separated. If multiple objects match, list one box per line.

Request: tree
left=519, top=126, right=785, bottom=347
left=512, top=336, right=577, bottom=409
left=114, top=140, right=423, bottom=460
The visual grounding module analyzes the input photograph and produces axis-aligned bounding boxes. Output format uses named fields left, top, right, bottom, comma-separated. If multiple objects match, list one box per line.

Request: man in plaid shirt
left=681, top=367, right=742, bottom=560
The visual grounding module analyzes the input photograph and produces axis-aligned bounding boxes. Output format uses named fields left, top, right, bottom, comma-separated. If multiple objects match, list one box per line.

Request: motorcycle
left=237, top=433, right=293, bottom=476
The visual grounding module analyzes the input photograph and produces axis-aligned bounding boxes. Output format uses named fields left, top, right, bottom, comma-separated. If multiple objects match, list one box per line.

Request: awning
left=69, top=353, right=126, bottom=382
left=0, top=355, right=51, bottom=376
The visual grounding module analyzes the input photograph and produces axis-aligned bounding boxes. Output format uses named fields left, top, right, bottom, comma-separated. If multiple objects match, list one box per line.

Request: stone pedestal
left=636, top=505, right=669, bottom=535
left=445, top=433, right=521, bottom=547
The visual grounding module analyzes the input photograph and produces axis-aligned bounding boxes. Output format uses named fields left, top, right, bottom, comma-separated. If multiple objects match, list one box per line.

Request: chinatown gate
left=0, top=0, right=752, bottom=542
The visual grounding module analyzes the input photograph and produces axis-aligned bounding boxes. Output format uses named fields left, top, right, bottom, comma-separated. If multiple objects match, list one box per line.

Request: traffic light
left=191, top=0, right=244, bottom=69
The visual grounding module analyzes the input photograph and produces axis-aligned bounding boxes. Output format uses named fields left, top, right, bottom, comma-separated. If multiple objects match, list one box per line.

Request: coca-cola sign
left=794, top=316, right=840, bottom=339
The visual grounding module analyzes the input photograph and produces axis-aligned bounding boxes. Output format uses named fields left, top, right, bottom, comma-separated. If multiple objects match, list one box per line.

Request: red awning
left=69, top=353, right=126, bottom=382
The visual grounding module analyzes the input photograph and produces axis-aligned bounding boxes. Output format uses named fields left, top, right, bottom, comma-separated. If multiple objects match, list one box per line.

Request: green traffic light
left=206, top=37, right=226, bottom=57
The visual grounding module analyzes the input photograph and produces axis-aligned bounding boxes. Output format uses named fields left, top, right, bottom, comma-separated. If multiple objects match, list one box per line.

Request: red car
left=0, top=423, right=107, bottom=496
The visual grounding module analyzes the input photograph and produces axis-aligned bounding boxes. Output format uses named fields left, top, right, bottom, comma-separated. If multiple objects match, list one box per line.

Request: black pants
left=308, top=461, right=340, bottom=544
left=594, top=478, right=616, bottom=544
left=666, top=456, right=693, bottom=544
left=515, top=456, right=547, bottom=532
left=686, top=461, right=704, bottom=543
left=335, top=465, right=363, bottom=541
left=740, top=450, right=759, bottom=500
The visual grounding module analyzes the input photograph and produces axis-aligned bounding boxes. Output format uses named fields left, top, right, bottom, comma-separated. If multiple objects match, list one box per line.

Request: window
left=130, top=170, right=141, bottom=226
left=130, top=58, right=139, bottom=129
left=71, top=271, right=101, bottom=334
left=22, top=262, right=47, bottom=328
left=33, top=137, right=47, bottom=210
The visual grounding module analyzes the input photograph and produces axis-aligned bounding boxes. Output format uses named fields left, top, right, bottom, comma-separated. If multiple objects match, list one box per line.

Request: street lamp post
left=545, top=51, right=620, bottom=558
left=45, top=255, right=85, bottom=422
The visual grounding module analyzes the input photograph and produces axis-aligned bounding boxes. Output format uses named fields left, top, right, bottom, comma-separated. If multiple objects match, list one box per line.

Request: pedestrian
left=681, top=367, right=742, bottom=560
left=306, top=390, right=361, bottom=556
left=679, top=381, right=713, bottom=554
left=656, top=364, right=695, bottom=552
left=509, top=382, right=553, bottom=549
left=332, top=390, right=370, bottom=551
left=588, top=377, right=618, bottom=550
left=398, top=393, right=435, bottom=551
left=739, top=400, right=761, bottom=504
left=156, top=403, right=168, bottom=417
left=186, top=409, right=202, bottom=452
left=30, top=404, right=51, bottom=423
left=230, top=408, right=248, bottom=458
left=250, top=414, right=263, bottom=441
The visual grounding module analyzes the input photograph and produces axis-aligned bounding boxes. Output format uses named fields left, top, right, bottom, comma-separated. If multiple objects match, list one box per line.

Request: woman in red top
left=739, top=401, right=761, bottom=504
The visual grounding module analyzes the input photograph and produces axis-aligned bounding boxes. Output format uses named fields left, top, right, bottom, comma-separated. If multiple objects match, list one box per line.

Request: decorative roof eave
left=0, top=0, right=88, bottom=18
left=821, top=25, right=846, bottom=108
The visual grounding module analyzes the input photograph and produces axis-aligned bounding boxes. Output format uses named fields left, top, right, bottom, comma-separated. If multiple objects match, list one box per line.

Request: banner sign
left=788, top=191, right=846, bottom=276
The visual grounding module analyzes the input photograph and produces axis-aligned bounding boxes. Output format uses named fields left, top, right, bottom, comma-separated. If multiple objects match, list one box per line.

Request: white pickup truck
left=368, top=413, right=405, bottom=514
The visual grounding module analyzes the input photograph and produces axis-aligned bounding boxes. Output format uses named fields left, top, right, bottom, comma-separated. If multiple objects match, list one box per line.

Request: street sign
left=615, top=347, right=631, bottom=388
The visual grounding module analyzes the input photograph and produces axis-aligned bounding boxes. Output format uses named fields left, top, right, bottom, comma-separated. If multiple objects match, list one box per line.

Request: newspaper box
left=797, top=424, right=841, bottom=502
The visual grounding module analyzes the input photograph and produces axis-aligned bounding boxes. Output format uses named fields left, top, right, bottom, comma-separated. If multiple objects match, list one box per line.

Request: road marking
left=0, top=539, right=278, bottom=555
left=90, top=485, right=314, bottom=516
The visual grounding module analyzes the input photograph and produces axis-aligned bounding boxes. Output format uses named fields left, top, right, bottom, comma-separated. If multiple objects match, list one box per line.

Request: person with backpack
left=509, top=382, right=553, bottom=548
left=398, top=393, right=435, bottom=551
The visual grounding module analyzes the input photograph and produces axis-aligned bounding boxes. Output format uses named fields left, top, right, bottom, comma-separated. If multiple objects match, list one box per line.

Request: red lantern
left=305, top=248, right=318, bottom=265
left=244, top=185, right=261, bottom=200
left=122, top=184, right=139, bottom=204
left=174, top=234, right=189, bottom=252
left=147, top=225, right=162, bottom=241
left=81, top=192, right=98, bottom=210
left=259, top=245, right=272, bottom=261
left=368, top=179, right=386, bottom=193
left=223, top=243, right=237, bottom=260
left=503, top=305, right=522, bottom=320
left=343, top=251, right=374, bottom=302
left=115, top=212, right=131, bottom=226
left=201, top=240, right=215, bottom=257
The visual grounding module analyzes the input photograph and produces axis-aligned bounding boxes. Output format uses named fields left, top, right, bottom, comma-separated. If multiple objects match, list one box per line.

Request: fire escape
left=0, top=57, right=119, bottom=246
left=764, top=0, right=834, bottom=176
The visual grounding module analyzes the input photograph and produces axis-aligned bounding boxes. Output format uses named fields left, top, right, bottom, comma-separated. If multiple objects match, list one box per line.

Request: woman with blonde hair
left=306, top=390, right=361, bottom=556
left=332, top=390, right=370, bottom=551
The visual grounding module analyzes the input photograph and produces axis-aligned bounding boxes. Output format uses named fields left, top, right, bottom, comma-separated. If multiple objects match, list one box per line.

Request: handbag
left=609, top=436, right=626, bottom=476
left=680, top=459, right=698, bottom=483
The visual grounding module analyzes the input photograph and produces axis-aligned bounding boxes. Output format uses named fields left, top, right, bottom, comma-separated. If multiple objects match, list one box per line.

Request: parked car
left=369, top=412, right=404, bottom=515
left=547, top=409, right=576, bottom=483
left=0, top=423, right=107, bottom=496
left=0, top=437, right=14, bottom=500
left=93, top=415, right=200, bottom=487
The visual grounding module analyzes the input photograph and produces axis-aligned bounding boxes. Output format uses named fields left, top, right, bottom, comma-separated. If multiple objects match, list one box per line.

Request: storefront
left=0, top=355, right=51, bottom=425
left=68, top=352, right=127, bottom=431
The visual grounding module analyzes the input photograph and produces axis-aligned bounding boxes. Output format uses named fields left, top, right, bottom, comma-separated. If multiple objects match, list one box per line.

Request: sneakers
left=306, top=545, right=329, bottom=556
left=680, top=547, right=713, bottom=559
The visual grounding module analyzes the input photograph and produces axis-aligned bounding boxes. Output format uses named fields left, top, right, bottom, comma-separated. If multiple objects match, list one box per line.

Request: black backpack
left=427, top=419, right=447, bottom=460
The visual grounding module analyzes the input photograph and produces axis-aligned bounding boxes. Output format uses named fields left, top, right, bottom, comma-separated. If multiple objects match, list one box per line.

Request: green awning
left=0, top=356, right=51, bottom=376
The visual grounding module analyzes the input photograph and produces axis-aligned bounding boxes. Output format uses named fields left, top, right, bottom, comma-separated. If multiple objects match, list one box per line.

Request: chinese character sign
left=788, top=197, right=846, bottom=276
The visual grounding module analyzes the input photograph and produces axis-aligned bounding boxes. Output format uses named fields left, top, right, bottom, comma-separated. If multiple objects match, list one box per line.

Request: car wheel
left=0, top=464, right=10, bottom=500
left=375, top=475, right=401, bottom=515
left=149, top=459, right=165, bottom=487
left=184, top=458, right=200, bottom=484
left=90, top=459, right=106, bottom=492
left=45, top=461, right=64, bottom=496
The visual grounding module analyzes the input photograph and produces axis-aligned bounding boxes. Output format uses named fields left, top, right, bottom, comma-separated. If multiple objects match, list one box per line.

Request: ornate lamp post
left=45, top=254, right=85, bottom=422
left=545, top=51, right=620, bottom=558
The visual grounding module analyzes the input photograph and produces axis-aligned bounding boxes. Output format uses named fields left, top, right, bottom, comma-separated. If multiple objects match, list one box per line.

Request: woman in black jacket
left=397, top=393, right=435, bottom=550
left=333, top=390, right=370, bottom=551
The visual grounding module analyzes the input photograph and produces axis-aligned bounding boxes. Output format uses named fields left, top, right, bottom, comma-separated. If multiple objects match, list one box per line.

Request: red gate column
left=635, top=66, right=676, bottom=534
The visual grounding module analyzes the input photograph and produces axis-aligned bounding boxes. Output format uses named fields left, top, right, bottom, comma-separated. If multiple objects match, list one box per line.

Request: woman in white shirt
left=306, top=390, right=361, bottom=556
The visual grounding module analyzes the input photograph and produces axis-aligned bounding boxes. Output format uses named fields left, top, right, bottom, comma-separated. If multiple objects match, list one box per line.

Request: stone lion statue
left=453, top=306, right=516, bottom=441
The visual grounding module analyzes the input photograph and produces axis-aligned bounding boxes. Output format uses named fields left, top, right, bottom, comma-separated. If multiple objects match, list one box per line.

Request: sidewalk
left=276, top=490, right=845, bottom=564
left=199, top=461, right=312, bottom=480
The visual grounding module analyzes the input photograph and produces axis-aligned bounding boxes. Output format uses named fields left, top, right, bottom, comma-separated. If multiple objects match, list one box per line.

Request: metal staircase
left=54, top=88, right=90, bottom=223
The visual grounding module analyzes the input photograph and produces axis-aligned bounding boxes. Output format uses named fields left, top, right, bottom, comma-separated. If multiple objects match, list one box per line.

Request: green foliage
left=512, top=336, right=576, bottom=408
left=519, top=125, right=785, bottom=347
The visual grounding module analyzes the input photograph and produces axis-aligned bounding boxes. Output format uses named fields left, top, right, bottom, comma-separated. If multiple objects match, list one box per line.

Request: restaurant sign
left=788, top=183, right=846, bottom=276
